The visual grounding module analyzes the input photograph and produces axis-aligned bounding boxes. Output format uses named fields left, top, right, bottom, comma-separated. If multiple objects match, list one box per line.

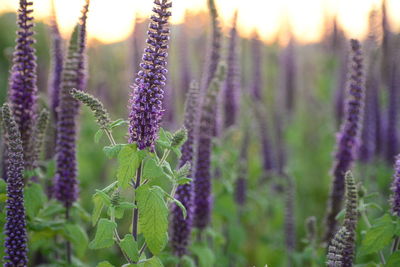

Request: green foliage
left=359, top=214, right=396, bottom=256
left=24, top=183, right=47, bottom=219
left=89, top=218, right=117, bottom=249
left=387, top=251, right=400, bottom=267
left=191, top=243, right=216, bottom=267
left=103, top=144, right=125, bottom=159
left=97, top=261, right=115, bottom=267
left=136, top=184, right=168, bottom=255
left=117, top=144, right=145, bottom=188
left=119, top=234, right=139, bottom=262
left=64, top=224, right=89, bottom=257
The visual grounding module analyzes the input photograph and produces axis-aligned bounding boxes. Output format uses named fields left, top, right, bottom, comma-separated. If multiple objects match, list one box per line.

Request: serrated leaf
left=64, top=224, right=89, bottom=257
left=118, top=201, right=136, bottom=209
left=92, top=194, right=105, bottom=226
left=95, top=129, right=104, bottom=143
left=143, top=158, right=171, bottom=181
left=387, top=251, right=400, bottom=267
left=109, top=119, right=127, bottom=129
left=360, top=214, right=395, bottom=256
left=190, top=243, right=215, bottom=267
left=97, top=261, right=115, bottom=267
left=94, top=190, right=111, bottom=206
left=136, top=184, right=168, bottom=255
left=24, top=183, right=47, bottom=219
left=137, top=256, right=164, bottom=267
left=103, top=144, right=125, bottom=159
left=119, top=234, right=139, bottom=262
left=89, top=218, right=116, bottom=249
left=171, top=147, right=182, bottom=158
left=117, top=144, right=142, bottom=188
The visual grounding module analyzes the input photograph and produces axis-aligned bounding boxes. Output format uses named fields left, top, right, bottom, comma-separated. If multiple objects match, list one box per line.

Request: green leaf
left=180, top=255, right=196, bottom=267
left=119, top=234, right=139, bottom=262
left=97, top=261, right=115, bottom=267
left=117, top=201, right=136, bottom=210
left=94, top=190, right=112, bottom=206
left=136, top=184, right=168, bottom=255
left=64, top=224, right=89, bottom=258
left=156, top=128, right=171, bottom=149
left=176, top=177, right=192, bottom=185
left=191, top=243, right=215, bottom=267
left=89, top=218, right=116, bottom=249
left=117, top=144, right=142, bottom=188
left=24, top=183, right=47, bottom=219
left=143, top=158, right=171, bottom=181
left=137, top=256, right=164, bottom=267
left=109, top=118, right=127, bottom=129
left=164, top=192, right=187, bottom=219
left=360, top=214, right=395, bottom=256
left=387, top=251, right=400, bottom=267
left=95, top=129, right=104, bottom=143
left=103, top=144, right=125, bottom=159
left=38, top=202, right=64, bottom=218
left=92, top=194, right=105, bottom=226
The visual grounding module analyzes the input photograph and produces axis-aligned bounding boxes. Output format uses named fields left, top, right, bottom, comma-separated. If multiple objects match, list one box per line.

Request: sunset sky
left=0, top=0, right=399, bottom=44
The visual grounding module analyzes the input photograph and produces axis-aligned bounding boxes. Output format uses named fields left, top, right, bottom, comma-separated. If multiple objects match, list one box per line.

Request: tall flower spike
left=194, top=64, right=226, bottom=229
left=77, top=0, right=90, bottom=92
left=26, top=109, right=49, bottom=171
left=254, top=103, right=274, bottom=176
left=8, top=0, right=38, bottom=166
left=2, top=104, right=28, bottom=267
left=385, top=62, right=399, bottom=164
left=325, top=39, right=364, bottom=242
left=234, top=130, right=249, bottom=206
left=223, top=11, right=239, bottom=129
left=341, top=171, right=358, bottom=267
left=171, top=80, right=200, bottom=257
left=333, top=51, right=348, bottom=129
left=46, top=1, right=64, bottom=159
left=326, top=227, right=350, bottom=267
left=391, top=155, right=400, bottom=216
left=251, top=33, right=263, bottom=100
left=128, top=0, right=172, bottom=150
left=280, top=37, right=297, bottom=115
left=54, top=25, right=80, bottom=207
left=70, top=88, right=111, bottom=129
left=201, top=0, right=222, bottom=92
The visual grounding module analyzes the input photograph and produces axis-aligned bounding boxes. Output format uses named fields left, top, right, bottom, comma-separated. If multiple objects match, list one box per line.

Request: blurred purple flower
left=223, top=12, right=239, bottom=129
left=391, top=155, right=400, bottom=216
left=385, top=63, right=399, bottom=164
left=171, top=81, right=200, bottom=256
left=251, top=34, right=263, bottom=100
left=325, top=39, right=365, bottom=242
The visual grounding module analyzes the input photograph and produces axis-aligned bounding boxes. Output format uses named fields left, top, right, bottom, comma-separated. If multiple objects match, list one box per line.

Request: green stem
left=158, top=149, right=171, bottom=165
left=392, top=236, right=400, bottom=254
left=110, top=207, right=132, bottom=263
left=104, top=128, right=116, bottom=146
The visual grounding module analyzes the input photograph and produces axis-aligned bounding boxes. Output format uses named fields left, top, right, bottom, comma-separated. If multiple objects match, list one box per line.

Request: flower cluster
left=8, top=0, right=38, bottom=166
left=2, top=104, right=28, bottom=267
left=171, top=81, right=200, bottom=256
left=129, top=0, right=172, bottom=150
left=325, top=39, right=364, bottom=241
left=194, top=65, right=225, bottom=229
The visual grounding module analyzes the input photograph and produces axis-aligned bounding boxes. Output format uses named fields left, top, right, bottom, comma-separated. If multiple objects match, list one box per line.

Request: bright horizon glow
left=0, top=0, right=399, bottom=44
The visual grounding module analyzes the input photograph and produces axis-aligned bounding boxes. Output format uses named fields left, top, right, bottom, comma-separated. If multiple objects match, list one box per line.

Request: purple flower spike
left=223, top=12, right=239, bottom=129
left=385, top=63, right=400, bottom=164
left=171, top=81, right=200, bottom=257
left=251, top=34, right=263, bottom=100
left=54, top=26, right=80, bottom=207
left=8, top=0, right=38, bottom=166
left=129, top=0, right=172, bottom=151
left=77, top=0, right=90, bottom=92
left=194, top=65, right=225, bottom=230
left=391, top=155, right=400, bottom=216
left=2, top=104, right=28, bottom=267
left=325, top=39, right=365, bottom=242
left=46, top=5, right=64, bottom=159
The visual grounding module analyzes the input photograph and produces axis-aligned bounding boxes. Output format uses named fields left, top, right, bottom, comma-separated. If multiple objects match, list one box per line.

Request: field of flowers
left=0, top=0, right=400, bottom=266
